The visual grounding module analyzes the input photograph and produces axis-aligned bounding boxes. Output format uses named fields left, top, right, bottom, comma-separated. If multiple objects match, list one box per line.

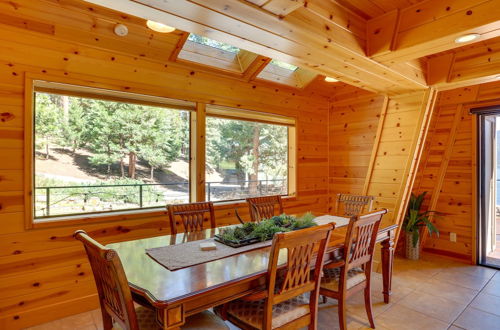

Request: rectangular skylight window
left=270, top=59, right=298, bottom=71
left=187, top=33, right=240, bottom=53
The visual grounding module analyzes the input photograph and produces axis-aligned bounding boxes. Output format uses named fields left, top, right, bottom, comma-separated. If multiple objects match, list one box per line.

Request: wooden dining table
left=107, top=216, right=398, bottom=329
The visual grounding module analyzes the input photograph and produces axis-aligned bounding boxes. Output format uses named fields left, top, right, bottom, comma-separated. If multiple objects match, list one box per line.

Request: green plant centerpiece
left=403, top=191, right=440, bottom=260
left=215, top=213, right=317, bottom=248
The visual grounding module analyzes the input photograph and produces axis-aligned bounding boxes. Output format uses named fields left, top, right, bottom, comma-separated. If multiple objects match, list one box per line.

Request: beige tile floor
left=26, top=254, right=500, bottom=330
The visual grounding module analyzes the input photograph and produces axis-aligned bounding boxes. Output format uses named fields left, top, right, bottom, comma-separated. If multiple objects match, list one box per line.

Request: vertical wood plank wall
left=329, top=92, right=385, bottom=204
left=368, top=91, right=436, bottom=230
left=329, top=88, right=437, bottom=267
left=414, top=81, right=500, bottom=261
left=330, top=90, right=436, bottom=229
left=0, top=1, right=331, bottom=328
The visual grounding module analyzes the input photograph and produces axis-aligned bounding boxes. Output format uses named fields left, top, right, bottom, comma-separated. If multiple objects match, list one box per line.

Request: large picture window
left=28, top=81, right=296, bottom=224
left=33, top=87, right=191, bottom=219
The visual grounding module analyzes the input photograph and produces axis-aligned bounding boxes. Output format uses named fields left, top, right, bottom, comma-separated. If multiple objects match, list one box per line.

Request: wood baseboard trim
left=422, top=248, right=471, bottom=263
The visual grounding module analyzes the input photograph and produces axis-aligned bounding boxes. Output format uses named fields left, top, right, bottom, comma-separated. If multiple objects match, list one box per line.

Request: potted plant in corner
left=403, top=191, right=439, bottom=260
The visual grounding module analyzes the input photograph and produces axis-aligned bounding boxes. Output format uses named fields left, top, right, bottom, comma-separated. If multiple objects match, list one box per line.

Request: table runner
left=314, top=215, right=349, bottom=227
left=146, top=238, right=272, bottom=271
left=146, top=215, right=348, bottom=271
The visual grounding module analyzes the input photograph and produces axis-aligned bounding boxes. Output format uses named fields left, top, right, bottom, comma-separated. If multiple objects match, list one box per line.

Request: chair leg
left=322, top=295, right=327, bottom=304
left=101, top=311, right=113, bottom=330
left=338, top=297, right=346, bottom=330
left=364, top=285, right=375, bottom=329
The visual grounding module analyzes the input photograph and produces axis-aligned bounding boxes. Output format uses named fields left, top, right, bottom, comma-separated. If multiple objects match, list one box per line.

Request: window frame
left=24, top=76, right=297, bottom=229
left=204, top=105, right=297, bottom=203
left=26, top=78, right=196, bottom=227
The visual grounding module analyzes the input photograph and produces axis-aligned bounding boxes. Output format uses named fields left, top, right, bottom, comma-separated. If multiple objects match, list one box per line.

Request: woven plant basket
left=405, top=233, right=420, bottom=260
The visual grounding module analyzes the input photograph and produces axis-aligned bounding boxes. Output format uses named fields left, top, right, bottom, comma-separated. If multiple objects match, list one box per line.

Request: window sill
left=31, top=208, right=169, bottom=229
left=211, top=195, right=296, bottom=210
left=28, top=195, right=297, bottom=230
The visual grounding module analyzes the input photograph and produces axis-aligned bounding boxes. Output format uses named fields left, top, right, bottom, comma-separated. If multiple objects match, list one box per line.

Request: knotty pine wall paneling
left=329, top=89, right=436, bottom=228
left=0, top=0, right=443, bottom=328
left=329, top=87, right=437, bottom=268
left=0, top=1, right=330, bottom=328
left=413, top=81, right=500, bottom=262
left=328, top=92, right=386, bottom=202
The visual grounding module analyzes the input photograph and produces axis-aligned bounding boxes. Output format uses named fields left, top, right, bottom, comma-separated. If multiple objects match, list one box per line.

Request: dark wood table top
left=107, top=217, right=397, bottom=307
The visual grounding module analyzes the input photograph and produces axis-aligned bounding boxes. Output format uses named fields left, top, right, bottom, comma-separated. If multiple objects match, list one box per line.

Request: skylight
left=187, top=33, right=240, bottom=53
left=256, top=59, right=316, bottom=88
left=270, top=59, right=298, bottom=71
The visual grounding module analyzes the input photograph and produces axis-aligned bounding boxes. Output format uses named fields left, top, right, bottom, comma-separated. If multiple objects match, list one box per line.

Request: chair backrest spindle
left=167, top=202, right=216, bottom=235
left=264, top=223, right=335, bottom=328
left=246, top=195, right=284, bottom=222
left=335, top=194, right=375, bottom=217
left=343, top=209, right=387, bottom=270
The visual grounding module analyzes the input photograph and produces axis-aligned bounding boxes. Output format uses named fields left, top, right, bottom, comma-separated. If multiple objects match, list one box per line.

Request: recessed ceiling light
left=455, top=33, right=480, bottom=43
left=324, top=76, right=339, bottom=83
left=146, top=20, right=176, bottom=33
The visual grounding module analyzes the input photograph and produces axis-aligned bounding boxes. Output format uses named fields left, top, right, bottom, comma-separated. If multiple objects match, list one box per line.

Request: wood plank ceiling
left=82, top=0, right=499, bottom=95
left=332, top=0, right=428, bottom=19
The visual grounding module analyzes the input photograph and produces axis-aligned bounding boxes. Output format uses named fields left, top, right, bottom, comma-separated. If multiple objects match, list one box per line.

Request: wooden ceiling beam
left=169, top=32, right=189, bottom=61
left=83, top=0, right=427, bottom=94
left=427, top=37, right=500, bottom=90
left=294, top=68, right=319, bottom=89
left=368, top=0, right=500, bottom=63
left=301, top=74, right=325, bottom=91
left=242, top=55, right=271, bottom=81
left=302, top=0, right=367, bottom=39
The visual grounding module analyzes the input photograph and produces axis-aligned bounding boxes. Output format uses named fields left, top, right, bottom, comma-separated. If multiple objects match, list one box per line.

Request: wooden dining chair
left=335, top=193, right=375, bottom=217
left=74, top=230, right=228, bottom=330
left=218, top=223, right=335, bottom=329
left=320, top=209, right=387, bottom=330
left=167, top=201, right=216, bottom=235
left=247, top=195, right=284, bottom=222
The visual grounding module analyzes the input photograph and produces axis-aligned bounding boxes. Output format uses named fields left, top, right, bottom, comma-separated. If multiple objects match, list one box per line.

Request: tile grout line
left=394, top=262, right=496, bottom=329
left=448, top=270, right=499, bottom=327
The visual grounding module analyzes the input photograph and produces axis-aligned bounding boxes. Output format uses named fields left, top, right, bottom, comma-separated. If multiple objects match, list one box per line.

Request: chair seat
left=114, top=308, right=228, bottom=330
left=226, top=295, right=310, bottom=329
left=183, top=310, right=229, bottom=330
left=320, top=267, right=366, bottom=292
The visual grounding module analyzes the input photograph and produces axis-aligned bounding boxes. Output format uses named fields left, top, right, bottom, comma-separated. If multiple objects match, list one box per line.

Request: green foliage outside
left=206, top=117, right=288, bottom=192
left=35, top=176, right=183, bottom=216
left=218, top=213, right=317, bottom=244
left=35, top=93, right=288, bottom=186
left=270, top=59, right=298, bottom=71
left=188, top=33, right=240, bottom=53
left=35, top=94, right=60, bottom=159
left=35, top=92, right=189, bottom=180
left=34, top=92, right=289, bottom=216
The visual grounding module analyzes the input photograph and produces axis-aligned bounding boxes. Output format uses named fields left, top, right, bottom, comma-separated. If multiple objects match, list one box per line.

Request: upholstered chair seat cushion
left=226, top=295, right=310, bottom=329
left=114, top=308, right=228, bottom=330
left=182, top=310, right=229, bottom=330
left=320, top=267, right=366, bottom=292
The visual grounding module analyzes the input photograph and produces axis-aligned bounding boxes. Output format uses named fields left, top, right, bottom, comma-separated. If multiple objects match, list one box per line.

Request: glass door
left=478, top=114, right=500, bottom=268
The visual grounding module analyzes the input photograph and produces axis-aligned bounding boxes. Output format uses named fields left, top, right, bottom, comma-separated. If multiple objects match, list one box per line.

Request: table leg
left=381, top=236, right=394, bottom=304
left=156, top=305, right=185, bottom=329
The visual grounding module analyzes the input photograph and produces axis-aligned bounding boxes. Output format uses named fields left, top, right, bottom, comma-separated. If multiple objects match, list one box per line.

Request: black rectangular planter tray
left=214, top=234, right=266, bottom=248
